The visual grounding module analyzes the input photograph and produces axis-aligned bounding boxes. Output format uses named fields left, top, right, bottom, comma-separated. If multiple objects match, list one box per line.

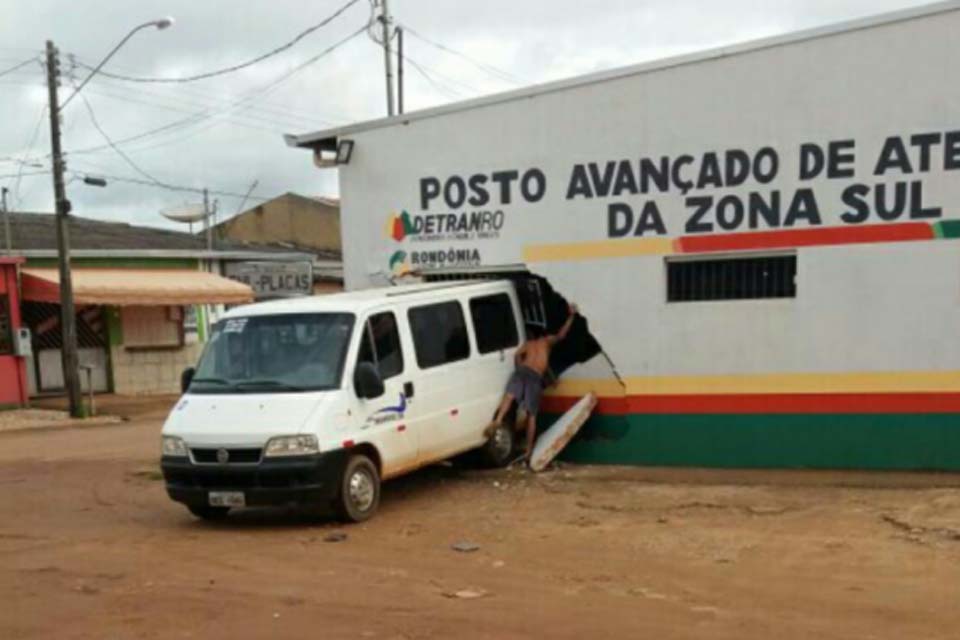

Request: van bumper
left=161, top=450, right=348, bottom=508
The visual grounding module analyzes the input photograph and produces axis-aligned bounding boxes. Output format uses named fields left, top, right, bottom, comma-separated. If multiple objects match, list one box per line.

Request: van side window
left=357, top=312, right=404, bottom=379
left=469, top=293, right=519, bottom=354
left=408, top=301, right=470, bottom=369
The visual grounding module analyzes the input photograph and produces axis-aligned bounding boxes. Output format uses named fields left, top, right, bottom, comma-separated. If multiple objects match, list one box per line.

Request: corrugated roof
left=21, top=268, right=254, bottom=306
left=3, top=212, right=302, bottom=255
left=285, top=0, right=960, bottom=150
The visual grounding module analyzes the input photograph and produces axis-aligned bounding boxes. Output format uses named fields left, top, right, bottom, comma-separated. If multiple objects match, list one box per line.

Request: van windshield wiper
left=190, top=377, right=235, bottom=388
left=233, top=379, right=309, bottom=392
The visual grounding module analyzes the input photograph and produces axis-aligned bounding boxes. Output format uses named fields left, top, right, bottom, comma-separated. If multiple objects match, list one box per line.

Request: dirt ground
left=2, top=396, right=960, bottom=639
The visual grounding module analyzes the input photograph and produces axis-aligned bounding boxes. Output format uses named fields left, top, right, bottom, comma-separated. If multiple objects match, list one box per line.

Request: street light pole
left=44, top=18, right=173, bottom=418
left=45, top=40, right=83, bottom=416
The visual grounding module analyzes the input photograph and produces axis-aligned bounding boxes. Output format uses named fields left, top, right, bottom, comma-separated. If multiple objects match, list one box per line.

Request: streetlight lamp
left=59, top=17, right=174, bottom=110
left=46, top=17, right=173, bottom=417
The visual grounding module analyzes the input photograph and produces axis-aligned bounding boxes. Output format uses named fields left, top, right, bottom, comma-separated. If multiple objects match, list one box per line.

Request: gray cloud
left=0, top=0, right=932, bottom=229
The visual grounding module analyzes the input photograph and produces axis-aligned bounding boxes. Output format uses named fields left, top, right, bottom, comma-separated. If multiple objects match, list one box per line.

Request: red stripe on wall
left=541, top=393, right=960, bottom=415
left=677, top=222, right=935, bottom=254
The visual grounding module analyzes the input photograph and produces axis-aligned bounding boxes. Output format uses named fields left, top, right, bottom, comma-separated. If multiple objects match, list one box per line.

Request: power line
left=0, top=170, right=50, bottom=179
left=65, top=53, right=353, bottom=126
left=399, top=24, right=527, bottom=85
left=65, top=25, right=368, bottom=156
left=7, top=106, right=48, bottom=207
left=402, top=52, right=482, bottom=95
left=0, top=56, right=39, bottom=79
left=82, top=86, right=289, bottom=135
left=22, top=52, right=347, bottom=127
left=80, top=0, right=363, bottom=84
left=81, top=76, right=335, bottom=130
left=68, top=169, right=269, bottom=201
left=402, top=55, right=466, bottom=101
left=73, top=86, right=171, bottom=190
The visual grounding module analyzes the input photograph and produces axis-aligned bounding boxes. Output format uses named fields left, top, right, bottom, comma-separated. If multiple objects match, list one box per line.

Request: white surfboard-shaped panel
left=529, top=392, right=597, bottom=472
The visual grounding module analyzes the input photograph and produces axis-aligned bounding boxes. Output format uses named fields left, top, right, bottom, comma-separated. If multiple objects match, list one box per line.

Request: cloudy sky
left=0, top=0, right=934, bottom=229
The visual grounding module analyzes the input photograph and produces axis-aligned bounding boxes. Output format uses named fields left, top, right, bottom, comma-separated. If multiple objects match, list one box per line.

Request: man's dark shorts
left=506, top=366, right=544, bottom=416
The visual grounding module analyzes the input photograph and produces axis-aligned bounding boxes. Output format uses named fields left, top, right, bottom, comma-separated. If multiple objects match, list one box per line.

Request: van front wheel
left=334, top=454, right=381, bottom=522
left=480, top=423, right=515, bottom=468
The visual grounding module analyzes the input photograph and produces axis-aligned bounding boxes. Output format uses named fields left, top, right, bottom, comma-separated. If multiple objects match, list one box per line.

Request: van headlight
left=162, top=435, right=188, bottom=457
left=264, top=434, right=319, bottom=457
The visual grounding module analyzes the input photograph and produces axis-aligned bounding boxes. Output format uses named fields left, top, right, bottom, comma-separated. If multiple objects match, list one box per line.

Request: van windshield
left=189, top=313, right=355, bottom=394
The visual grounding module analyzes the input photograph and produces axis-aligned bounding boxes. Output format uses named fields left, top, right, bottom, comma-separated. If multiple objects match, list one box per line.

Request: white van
left=160, top=280, right=524, bottom=522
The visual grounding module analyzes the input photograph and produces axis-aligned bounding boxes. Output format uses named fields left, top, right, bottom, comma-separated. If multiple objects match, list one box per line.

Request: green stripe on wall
left=553, top=413, right=960, bottom=471
left=932, top=220, right=960, bottom=239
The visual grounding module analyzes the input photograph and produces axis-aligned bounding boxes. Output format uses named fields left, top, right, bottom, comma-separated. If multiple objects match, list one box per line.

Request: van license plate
left=208, top=491, right=245, bottom=507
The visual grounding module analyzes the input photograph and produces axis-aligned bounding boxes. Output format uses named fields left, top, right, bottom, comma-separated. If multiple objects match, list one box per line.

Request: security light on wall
left=336, top=139, right=354, bottom=165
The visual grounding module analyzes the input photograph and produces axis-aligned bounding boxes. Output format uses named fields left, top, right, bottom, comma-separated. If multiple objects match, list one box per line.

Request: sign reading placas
left=224, top=261, right=312, bottom=299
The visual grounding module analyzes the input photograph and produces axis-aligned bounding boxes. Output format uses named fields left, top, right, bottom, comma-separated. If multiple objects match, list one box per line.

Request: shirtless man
left=489, top=303, right=579, bottom=461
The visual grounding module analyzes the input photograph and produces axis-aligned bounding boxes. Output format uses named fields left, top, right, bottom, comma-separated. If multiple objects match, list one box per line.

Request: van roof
left=221, top=280, right=514, bottom=319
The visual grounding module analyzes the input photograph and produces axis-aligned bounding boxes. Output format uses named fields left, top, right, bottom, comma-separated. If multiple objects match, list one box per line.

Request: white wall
left=335, top=7, right=960, bottom=378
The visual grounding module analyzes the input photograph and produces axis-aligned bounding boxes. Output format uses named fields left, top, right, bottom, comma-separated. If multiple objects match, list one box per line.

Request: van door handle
left=404, top=381, right=415, bottom=399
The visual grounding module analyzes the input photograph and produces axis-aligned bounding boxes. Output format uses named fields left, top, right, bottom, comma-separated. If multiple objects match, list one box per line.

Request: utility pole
left=203, top=188, right=212, bottom=251
left=397, top=27, right=404, bottom=115
left=378, top=0, right=395, bottom=116
left=45, top=40, right=83, bottom=417
left=1, top=187, right=11, bottom=255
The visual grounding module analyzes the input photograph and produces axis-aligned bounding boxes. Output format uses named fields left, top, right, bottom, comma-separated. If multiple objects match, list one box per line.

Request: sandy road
left=2, top=398, right=960, bottom=639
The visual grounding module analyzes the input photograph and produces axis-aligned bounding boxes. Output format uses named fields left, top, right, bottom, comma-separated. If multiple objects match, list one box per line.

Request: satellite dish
left=160, top=204, right=207, bottom=223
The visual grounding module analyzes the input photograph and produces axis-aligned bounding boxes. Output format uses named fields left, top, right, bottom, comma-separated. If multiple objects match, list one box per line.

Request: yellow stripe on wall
left=549, top=371, right=960, bottom=397
left=523, top=237, right=675, bottom=263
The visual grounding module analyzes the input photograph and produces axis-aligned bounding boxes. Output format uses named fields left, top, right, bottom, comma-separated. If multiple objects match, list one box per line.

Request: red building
left=0, top=257, right=28, bottom=407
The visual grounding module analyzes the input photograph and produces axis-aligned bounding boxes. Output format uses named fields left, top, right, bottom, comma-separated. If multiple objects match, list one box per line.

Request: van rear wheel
left=480, top=423, right=515, bottom=468
left=334, top=454, right=381, bottom=523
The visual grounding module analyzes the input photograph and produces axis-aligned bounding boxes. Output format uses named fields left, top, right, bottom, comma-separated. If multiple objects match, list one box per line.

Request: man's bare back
left=515, top=303, right=578, bottom=376
left=515, top=338, right=551, bottom=375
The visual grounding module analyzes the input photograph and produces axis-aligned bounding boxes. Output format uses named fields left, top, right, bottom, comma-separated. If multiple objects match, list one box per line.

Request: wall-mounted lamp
left=336, top=139, right=355, bottom=165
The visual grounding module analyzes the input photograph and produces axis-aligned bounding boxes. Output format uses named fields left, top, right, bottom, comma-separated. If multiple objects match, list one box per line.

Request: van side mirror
left=354, top=362, right=385, bottom=399
left=180, top=367, right=196, bottom=393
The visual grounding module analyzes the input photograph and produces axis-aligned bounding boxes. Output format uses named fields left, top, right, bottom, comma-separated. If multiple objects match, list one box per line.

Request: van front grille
left=191, top=448, right=262, bottom=464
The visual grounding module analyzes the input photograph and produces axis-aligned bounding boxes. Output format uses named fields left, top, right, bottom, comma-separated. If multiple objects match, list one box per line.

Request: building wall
left=109, top=342, right=202, bottom=395
left=104, top=305, right=202, bottom=395
left=0, top=262, right=28, bottom=407
left=331, top=7, right=960, bottom=469
left=313, top=280, right=344, bottom=295
left=218, top=193, right=341, bottom=253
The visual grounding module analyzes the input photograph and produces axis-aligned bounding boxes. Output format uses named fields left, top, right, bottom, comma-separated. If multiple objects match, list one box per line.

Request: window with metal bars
left=666, top=255, right=797, bottom=302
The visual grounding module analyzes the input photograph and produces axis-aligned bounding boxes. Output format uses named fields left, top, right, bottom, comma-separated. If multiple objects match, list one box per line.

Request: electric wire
left=66, top=169, right=269, bottom=201
left=78, top=0, right=363, bottom=84
left=50, top=53, right=348, bottom=128
left=399, top=24, right=526, bottom=85
left=0, top=170, right=50, bottom=179
left=80, top=77, right=335, bottom=130
left=401, top=55, right=466, bottom=101
left=65, top=25, right=367, bottom=156
left=6, top=106, right=48, bottom=207
left=0, top=56, right=40, bottom=79
left=73, top=86, right=175, bottom=191
left=401, top=52, right=482, bottom=95
left=81, top=86, right=287, bottom=135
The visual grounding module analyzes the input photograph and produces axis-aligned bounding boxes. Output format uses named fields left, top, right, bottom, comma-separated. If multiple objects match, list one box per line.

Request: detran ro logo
left=388, top=250, right=409, bottom=276
left=385, top=210, right=415, bottom=242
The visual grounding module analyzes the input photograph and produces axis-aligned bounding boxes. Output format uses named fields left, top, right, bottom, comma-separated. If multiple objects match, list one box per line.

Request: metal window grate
left=667, top=255, right=797, bottom=302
